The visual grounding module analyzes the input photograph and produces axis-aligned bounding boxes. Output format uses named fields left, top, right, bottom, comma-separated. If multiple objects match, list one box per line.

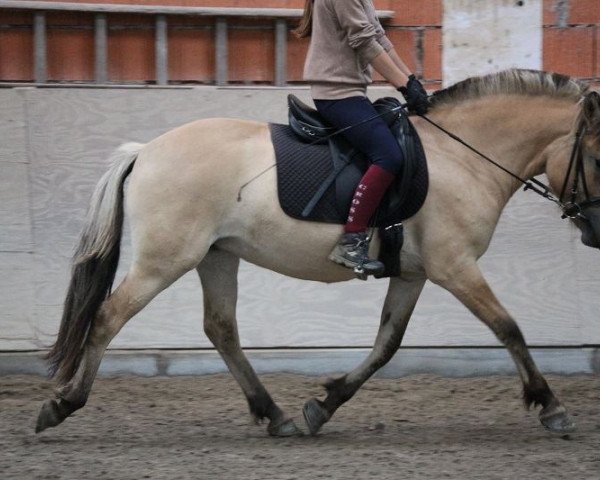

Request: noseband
left=558, top=122, right=600, bottom=220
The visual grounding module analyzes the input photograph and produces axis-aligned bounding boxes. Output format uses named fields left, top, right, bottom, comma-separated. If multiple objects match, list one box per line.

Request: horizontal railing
left=0, top=1, right=306, bottom=17
left=0, top=1, right=394, bottom=86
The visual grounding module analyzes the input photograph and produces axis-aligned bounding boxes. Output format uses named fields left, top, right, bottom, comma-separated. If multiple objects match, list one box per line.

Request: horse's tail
left=47, top=142, right=144, bottom=383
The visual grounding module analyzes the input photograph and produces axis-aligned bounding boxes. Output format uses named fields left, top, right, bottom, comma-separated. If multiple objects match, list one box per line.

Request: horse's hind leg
left=303, top=276, right=426, bottom=435
left=36, top=263, right=186, bottom=433
left=439, top=262, right=576, bottom=433
left=197, top=248, right=301, bottom=437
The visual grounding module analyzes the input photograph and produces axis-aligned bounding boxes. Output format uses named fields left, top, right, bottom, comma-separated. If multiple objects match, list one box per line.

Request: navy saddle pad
left=270, top=103, right=429, bottom=227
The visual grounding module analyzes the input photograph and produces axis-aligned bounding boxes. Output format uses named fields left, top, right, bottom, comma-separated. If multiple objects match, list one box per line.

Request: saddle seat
left=287, top=95, right=333, bottom=143
left=287, top=95, right=399, bottom=144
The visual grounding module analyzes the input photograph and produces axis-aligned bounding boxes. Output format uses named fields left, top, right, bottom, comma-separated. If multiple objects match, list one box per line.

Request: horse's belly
left=216, top=235, right=357, bottom=283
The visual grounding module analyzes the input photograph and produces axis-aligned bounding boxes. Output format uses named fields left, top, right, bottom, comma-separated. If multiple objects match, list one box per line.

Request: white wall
left=443, top=0, right=542, bottom=86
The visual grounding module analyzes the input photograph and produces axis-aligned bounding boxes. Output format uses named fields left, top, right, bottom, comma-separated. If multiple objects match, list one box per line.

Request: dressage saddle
left=285, top=94, right=427, bottom=228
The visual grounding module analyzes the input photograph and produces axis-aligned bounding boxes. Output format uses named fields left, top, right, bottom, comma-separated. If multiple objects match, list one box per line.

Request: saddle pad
left=271, top=123, right=341, bottom=223
left=270, top=123, right=429, bottom=226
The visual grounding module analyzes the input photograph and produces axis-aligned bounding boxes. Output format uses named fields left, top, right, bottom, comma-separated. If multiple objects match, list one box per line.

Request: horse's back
left=133, top=117, right=272, bottom=178
left=144, top=117, right=270, bottom=154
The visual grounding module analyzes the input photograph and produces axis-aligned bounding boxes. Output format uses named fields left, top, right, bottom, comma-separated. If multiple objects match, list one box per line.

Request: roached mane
left=429, top=69, right=589, bottom=109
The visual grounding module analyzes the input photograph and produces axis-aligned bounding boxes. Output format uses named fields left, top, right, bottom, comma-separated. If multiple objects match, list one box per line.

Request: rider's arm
left=370, top=50, right=410, bottom=89
left=387, top=47, right=414, bottom=78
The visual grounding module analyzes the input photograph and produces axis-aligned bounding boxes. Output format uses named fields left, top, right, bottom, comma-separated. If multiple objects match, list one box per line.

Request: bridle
left=557, top=121, right=600, bottom=220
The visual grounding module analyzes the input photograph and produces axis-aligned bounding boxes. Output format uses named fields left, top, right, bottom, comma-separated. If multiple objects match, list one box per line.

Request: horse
left=35, top=69, right=600, bottom=437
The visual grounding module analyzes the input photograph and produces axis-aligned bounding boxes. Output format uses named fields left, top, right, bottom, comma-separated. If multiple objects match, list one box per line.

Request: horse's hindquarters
left=124, top=118, right=355, bottom=283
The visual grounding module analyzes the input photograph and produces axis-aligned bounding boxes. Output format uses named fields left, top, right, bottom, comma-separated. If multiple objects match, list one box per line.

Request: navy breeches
left=314, top=96, right=404, bottom=174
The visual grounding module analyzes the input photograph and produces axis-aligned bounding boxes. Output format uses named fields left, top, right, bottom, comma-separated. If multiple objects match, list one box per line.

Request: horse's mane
left=429, top=69, right=589, bottom=109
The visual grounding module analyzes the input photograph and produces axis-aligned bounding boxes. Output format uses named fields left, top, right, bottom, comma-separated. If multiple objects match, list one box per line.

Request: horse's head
left=572, top=91, right=600, bottom=248
left=547, top=90, right=600, bottom=249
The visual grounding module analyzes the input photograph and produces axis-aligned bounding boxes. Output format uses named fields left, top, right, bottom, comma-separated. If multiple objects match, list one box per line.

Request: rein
left=417, top=113, right=560, bottom=206
left=418, top=105, right=599, bottom=221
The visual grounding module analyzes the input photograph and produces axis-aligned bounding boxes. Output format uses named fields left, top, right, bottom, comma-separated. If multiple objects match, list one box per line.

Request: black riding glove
left=398, top=74, right=430, bottom=115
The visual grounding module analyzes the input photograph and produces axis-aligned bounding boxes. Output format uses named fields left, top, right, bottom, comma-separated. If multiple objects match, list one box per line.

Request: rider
left=294, top=0, right=430, bottom=276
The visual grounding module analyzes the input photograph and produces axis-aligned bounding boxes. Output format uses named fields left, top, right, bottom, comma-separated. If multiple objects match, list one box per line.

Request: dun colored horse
left=36, top=70, right=600, bottom=437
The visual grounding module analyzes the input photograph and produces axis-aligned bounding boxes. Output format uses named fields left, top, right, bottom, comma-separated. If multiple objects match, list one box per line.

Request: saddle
left=270, top=95, right=429, bottom=277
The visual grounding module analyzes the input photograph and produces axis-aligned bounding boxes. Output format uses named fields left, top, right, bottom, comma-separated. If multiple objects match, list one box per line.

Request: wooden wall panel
left=0, top=90, right=28, bottom=163
left=0, top=163, right=33, bottom=252
left=0, top=90, right=32, bottom=253
left=0, top=252, right=37, bottom=350
left=0, top=90, right=36, bottom=350
left=577, top=240, right=600, bottom=343
left=1, top=88, right=598, bottom=351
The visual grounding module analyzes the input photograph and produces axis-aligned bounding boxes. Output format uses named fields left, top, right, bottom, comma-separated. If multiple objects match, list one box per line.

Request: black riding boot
left=328, top=232, right=384, bottom=279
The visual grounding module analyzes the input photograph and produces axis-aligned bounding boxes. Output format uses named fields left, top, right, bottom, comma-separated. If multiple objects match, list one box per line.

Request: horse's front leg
left=437, top=262, right=576, bottom=433
left=197, top=248, right=301, bottom=437
left=303, top=276, right=426, bottom=435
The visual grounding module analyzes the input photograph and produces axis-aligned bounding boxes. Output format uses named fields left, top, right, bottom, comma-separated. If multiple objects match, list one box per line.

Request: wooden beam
left=0, top=1, right=394, bottom=19
left=215, top=17, right=228, bottom=86
left=274, top=19, right=287, bottom=87
left=94, top=13, right=107, bottom=84
left=155, top=15, right=168, bottom=86
left=33, top=11, right=46, bottom=83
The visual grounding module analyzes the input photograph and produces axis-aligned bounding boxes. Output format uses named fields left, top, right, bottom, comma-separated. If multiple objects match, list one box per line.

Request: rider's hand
left=398, top=75, right=430, bottom=115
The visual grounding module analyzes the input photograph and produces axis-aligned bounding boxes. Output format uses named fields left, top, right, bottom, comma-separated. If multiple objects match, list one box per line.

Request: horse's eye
left=595, top=157, right=600, bottom=170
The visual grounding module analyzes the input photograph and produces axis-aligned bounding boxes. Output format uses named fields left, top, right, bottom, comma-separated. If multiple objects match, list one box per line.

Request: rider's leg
left=314, top=96, right=404, bottom=275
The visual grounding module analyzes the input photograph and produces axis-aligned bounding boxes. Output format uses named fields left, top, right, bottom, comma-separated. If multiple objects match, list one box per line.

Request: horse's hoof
left=302, top=398, right=330, bottom=436
left=35, top=399, right=66, bottom=433
left=539, top=405, right=577, bottom=434
left=267, top=418, right=303, bottom=437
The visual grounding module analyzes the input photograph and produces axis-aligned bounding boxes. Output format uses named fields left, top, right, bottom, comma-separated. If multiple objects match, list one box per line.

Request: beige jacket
left=303, top=0, right=393, bottom=99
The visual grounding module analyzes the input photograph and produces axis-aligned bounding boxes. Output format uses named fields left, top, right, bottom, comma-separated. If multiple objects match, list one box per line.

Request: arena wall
left=1, top=1, right=599, bottom=374
left=1, top=86, right=599, bottom=354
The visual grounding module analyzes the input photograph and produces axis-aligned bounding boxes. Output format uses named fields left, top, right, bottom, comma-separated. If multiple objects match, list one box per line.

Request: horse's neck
left=426, top=96, right=578, bottom=202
